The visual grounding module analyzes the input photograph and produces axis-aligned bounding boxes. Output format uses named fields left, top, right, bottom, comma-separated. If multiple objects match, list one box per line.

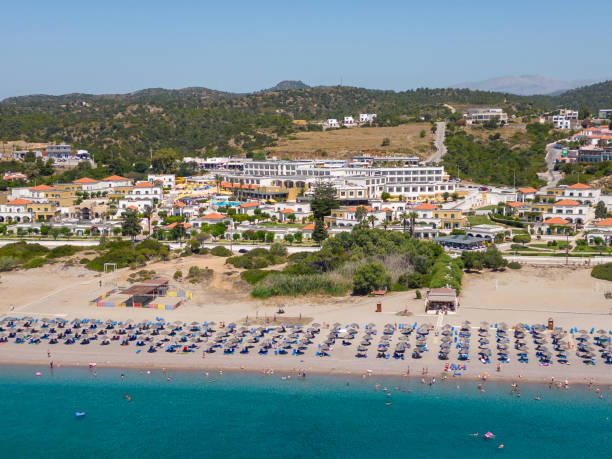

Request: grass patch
left=467, top=215, right=491, bottom=226
left=591, top=262, right=612, bottom=281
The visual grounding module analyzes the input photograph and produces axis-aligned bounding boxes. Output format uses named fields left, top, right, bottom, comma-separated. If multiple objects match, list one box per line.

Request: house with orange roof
left=585, top=217, right=612, bottom=244
left=71, top=176, right=109, bottom=192
left=147, top=174, right=176, bottom=188
left=411, top=202, right=439, bottom=219
left=165, top=221, right=192, bottom=230
left=560, top=183, right=601, bottom=204
left=517, top=187, right=537, bottom=202
left=0, top=198, right=34, bottom=222
left=237, top=201, right=261, bottom=216
left=101, top=175, right=132, bottom=188
left=542, top=198, right=591, bottom=225
left=127, top=181, right=162, bottom=201
left=189, top=212, right=230, bottom=229
left=325, top=205, right=387, bottom=229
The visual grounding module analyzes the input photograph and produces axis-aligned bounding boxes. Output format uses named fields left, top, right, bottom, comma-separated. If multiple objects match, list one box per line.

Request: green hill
left=1, top=80, right=611, bottom=171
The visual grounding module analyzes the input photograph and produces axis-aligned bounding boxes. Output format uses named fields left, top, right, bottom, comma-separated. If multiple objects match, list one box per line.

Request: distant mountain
left=264, top=80, right=310, bottom=92
left=451, top=75, right=601, bottom=96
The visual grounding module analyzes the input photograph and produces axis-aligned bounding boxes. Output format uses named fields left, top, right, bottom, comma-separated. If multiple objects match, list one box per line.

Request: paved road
left=505, top=255, right=608, bottom=265
left=539, top=141, right=564, bottom=191
left=428, top=121, right=447, bottom=163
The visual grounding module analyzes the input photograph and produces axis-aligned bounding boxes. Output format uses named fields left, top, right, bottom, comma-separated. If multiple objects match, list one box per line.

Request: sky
left=1, top=0, right=610, bottom=99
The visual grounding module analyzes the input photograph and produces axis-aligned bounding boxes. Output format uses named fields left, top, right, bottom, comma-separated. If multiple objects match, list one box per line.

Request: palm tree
left=367, top=214, right=377, bottom=228
left=400, top=212, right=409, bottom=233
left=143, top=205, right=153, bottom=236
left=214, top=174, right=223, bottom=193
left=408, top=212, right=418, bottom=237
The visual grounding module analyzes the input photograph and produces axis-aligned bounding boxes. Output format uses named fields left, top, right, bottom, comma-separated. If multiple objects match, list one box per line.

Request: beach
left=1, top=262, right=611, bottom=385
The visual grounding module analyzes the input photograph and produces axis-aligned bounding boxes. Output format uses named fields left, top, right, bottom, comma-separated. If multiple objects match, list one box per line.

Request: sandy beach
left=1, top=261, right=611, bottom=385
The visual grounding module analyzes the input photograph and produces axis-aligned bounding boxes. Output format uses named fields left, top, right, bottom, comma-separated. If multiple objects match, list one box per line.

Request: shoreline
left=2, top=355, right=610, bottom=387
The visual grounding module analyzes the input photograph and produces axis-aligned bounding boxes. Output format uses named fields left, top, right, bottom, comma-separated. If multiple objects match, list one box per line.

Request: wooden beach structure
left=424, top=288, right=459, bottom=314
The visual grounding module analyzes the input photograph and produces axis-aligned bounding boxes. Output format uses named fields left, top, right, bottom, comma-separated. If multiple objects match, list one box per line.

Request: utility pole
left=566, top=229, right=569, bottom=266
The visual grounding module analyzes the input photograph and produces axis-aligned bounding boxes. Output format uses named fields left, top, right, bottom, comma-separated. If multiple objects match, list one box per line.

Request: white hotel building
left=221, top=159, right=454, bottom=202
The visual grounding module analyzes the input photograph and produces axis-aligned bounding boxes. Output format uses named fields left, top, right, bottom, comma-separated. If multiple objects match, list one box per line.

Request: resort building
left=543, top=199, right=591, bottom=225
left=466, top=224, right=506, bottom=241
left=466, top=108, right=508, bottom=124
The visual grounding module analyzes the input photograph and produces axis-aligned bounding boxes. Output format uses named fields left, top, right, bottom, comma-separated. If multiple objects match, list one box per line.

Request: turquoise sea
left=0, top=366, right=610, bottom=458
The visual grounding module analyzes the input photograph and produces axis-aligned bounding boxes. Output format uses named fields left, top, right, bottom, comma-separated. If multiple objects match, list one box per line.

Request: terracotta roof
left=73, top=177, right=98, bottom=184
left=134, top=182, right=154, bottom=188
left=280, top=209, right=294, bottom=214
left=518, top=187, right=537, bottom=193
left=413, top=203, right=438, bottom=210
left=165, top=222, right=192, bottom=230
left=347, top=205, right=374, bottom=212
left=201, top=212, right=226, bottom=220
left=506, top=201, right=525, bottom=208
left=6, top=198, right=33, bottom=205
left=127, top=205, right=138, bottom=211
left=567, top=183, right=590, bottom=189
left=103, top=175, right=128, bottom=181
left=595, top=218, right=612, bottom=227
left=302, top=223, right=316, bottom=230
left=239, top=202, right=260, bottom=208
left=382, top=207, right=393, bottom=212
left=29, top=184, right=55, bottom=191
left=554, top=199, right=580, bottom=206
left=543, top=217, right=570, bottom=225
left=173, top=201, right=185, bottom=207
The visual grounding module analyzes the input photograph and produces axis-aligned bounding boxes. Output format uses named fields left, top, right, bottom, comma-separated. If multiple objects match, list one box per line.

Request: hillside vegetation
left=1, top=81, right=610, bottom=171
left=443, top=123, right=564, bottom=187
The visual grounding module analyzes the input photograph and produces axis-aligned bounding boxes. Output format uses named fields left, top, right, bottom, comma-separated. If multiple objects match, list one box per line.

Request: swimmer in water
left=499, top=444, right=504, bottom=449
left=124, top=394, right=131, bottom=402
left=535, top=396, right=541, bottom=401
left=470, top=432, right=479, bottom=437
left=120, top=373, right=124, bottom=380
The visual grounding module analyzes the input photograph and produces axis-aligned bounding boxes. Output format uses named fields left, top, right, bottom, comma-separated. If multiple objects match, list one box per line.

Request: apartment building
left=466, top=107, right=508, bottom=124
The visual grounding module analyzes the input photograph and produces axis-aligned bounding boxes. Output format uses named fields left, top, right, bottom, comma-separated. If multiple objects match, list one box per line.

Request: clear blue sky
left=1, top=0, right=609, bottom=99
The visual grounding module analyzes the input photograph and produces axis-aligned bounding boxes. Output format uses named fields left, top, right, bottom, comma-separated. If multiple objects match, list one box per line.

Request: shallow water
left=0, top=366, right=610, bottom=458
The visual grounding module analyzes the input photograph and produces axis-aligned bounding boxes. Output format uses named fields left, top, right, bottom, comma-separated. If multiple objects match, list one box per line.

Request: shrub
left=79, top=258, right=90, bottom=264
left=429, top=255, right=463, bottom=293
left=46, top=245, right=83, bottom=259
left=352, top=263, right=391, bottom=295
left=173, top=270, right=183, bottom=280
left=512, top=234, right=531, bottom=244
left=0, top=241, right=48, bottom=263
left=508, top=261, right=522, bottom=269
left=23, top=257, right=46, bottom=269
left=210, top=246, right=233, bottom=257
left=415, top=289, right=422, bottom=299
left=591, top=263, right=612, bottom=281
left=251, top=273, right=350, bottom=298
left=398, top=272, right=428, bottom=288
left=240, top=269, right=279, bottom=285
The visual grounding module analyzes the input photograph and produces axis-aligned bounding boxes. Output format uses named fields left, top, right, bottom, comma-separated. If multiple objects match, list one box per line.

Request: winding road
left=428, top=121, right=447, bottom=163
left=539, top=141, right=564, bottom=191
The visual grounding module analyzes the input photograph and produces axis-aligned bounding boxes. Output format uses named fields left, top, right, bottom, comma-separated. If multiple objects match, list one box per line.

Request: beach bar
left=424, top=288, right=459, bottom=314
